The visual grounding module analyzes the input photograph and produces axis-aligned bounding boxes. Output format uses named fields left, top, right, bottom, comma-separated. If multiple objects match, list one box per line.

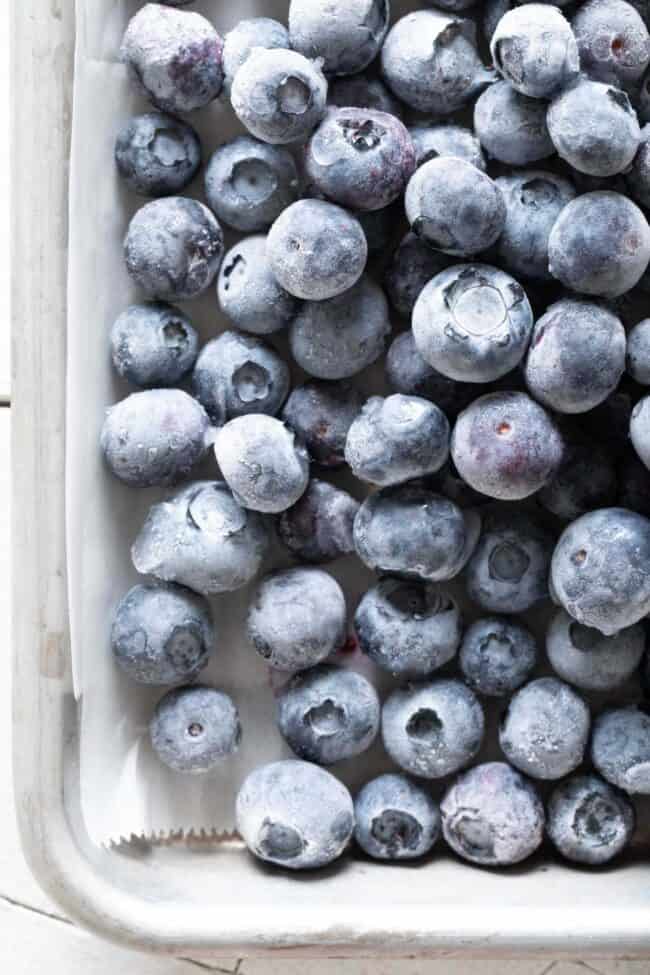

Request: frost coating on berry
left=573, top=0, right=650, bottom=89
left=546, top=608, right=645, bottom=691
left=459, top=616, right=537, bottom=697
left=631, top=395, right=650, bottom=470
left=115, top=112, right=201, bottom=198
left=328, top=75, right=403, bottom=117
left=495, top=171, right=575, bottom=280
left=289, top=0, right=389, bottom=76
left=150, top=686, right=240, bottom=774
left=592, top=708, right=650, bottom=793
left=474, top=82, right=554, bottom=167
left=354, top=774, right=441, bottom=861
left=547, top=773, right=635, bottom=865
left=217, top=236, right=297, bottom=336
left=222, top=17, right=289, bottom=96
left=627, top=317, right=650, bottom=383
left=409, top=123, right=486, bottom=171
left=110, top=302, right=198, bottom=388
left=278, top=479, right=359, bottom=564
left=491, top=4, right=579, bottom=98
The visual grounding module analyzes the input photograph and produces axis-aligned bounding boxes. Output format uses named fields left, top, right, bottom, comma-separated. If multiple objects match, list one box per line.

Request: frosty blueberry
left=538, top=434, right=617, bottom=521
left=474, top=82, right=554, bottom=167
left=627, top=317, right=650, bottom=383
left=592, top=708, right=650, bottom=793
left=491, top=4, right=579, bottom=98
left=385, top=332, right=471, bottom=418
left=217, top=236, right=297, bottom=336
left=110, top=302, right=198, bottom=388
left=547, top=773, right=635, bottom=865
left=383, top=233, right=450, bottom=321
left=150, top=685, right=240, bottom=774
left=281, top=382, right=362, bottom=468
left=459, top=616, right=537, bottom=697
left=354, top=578, right=462, bottom=679
left=276, top=664, right=380, bottom=766
left=409, top=123, right=486, bottom=171
left=354, top=775, right=441, bottom=861
left=572, top=0, right=650, bottom=90
left=278, top=479, right=359, bottom=564
left=247, top=567, right=346, bottom=672
left=124, top=197, right=223, bottom=301
left=132, top=481, right=270, bottom=595
left=289, top=0, right=389, bottom=76
left=629, top=395, right=650, bottom=469
left=214, top=415, right=309, bottom=514
left=236, top=760, right=354, bottom=870
left=546, top=608, right=645, bottom=691
left=222, top=17, right=289, bottom=96
left=328, top=74, right=402, bottom=117
left=115, top=112, right=201, bottom=197
left=382, top=679, right=485, bottom=779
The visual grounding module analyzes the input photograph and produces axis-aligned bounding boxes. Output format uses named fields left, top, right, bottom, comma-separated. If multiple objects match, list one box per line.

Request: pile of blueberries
left=103, top=0, right=650, bottom=871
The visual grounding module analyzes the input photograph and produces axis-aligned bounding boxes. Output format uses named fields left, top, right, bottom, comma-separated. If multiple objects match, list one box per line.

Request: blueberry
left=278, top=479, right=359, bottom=564
left=547, top=773, right=635, bottom=865
left=629, top=394, right=650, bottom=469
left=383, top=233, right=450, bottom=321
left=328, top=75, right=403, bottom=118
left=354, top=578, right=462, bottom=679
left=101, top=389, right=209, bottom=488
left=214, top=415, right=309, bottom=514
left=491, top=5, right=579, bottom=98
left=552, top=507, right=650, bottom=634
left=441, top=762, right=545, bottom=866
left=289, top=0, right=389, bottom=76
left=385, top=332, right=472, bottom=418
left=289, top=275, right=390, bottom=380
left=547, top=80, right=641, bottom=178
left=627, top=123, right=650, bottom=209
left=413, top=264, right=533, bottom=384
left=217, top=236, right=297, bottom=337
left=345, top=394, right=450, bottom=487
left=538, top=433, right=617, bottom=521
left=205, top=137, right=299, bottom=233
left=132, top=480, right=270, bottom=595
left=304, top=108, right=415, bottom=213
left=494, top=171, right=576, bottom=281
left=452, top=392, right=564, bottom=500
left=499, top=677, right=590, bottom=780
left=636, top=62, right=650, bottom=121
left=546, top=608, right=645, bottom=691
left=618, top=450, right=650, bottom=515
left=408, top=123, right=486, bottom=171
left=110, top=302, right=199, bottom=388
left=150, top=685, right=240, bottom=774
left=381, top=10, right=493, bottom=115
left=405, top=158, right=506, bottom=257
left=281, top=381, right=362, bottom=468
left=124, top=197, right=224, bottom=301
left=115, top=112, right=201, bottom=198
left=111, top=582, right=215, bottom=685
left=247, top=567, right=347, bottom=672
left=459, top=616, right=537, bottom=697
left=267, top=199, right=367, bottom=301
left=484, top=0, right=513, bottom=42
left=236, top=760, right=354, bottom=869
left=382, top=679, right=485, bottom=779
left=474, top=82, right=554, bottom=167
left=121, top=4, right=224, bottom=114
left=276, top=663, right=380, bottom=765
left=592, top=707, right=650, bottom=793
left=231, top=48, right=328, bottom=146
left=192, top=331, right=290, bottom=427
left=572, top=0, right=650, bottom=90
left=525, top=299, right=626, bottom=413
left=222, top=17, right=289, bottom=96
left=627, top=318, right=650, bottom=383
left=353, top=484, right=481, bottom=582
left=430, top=459, right=488, bottom=509
left=356, top=204, right=398, bottom=256
left=354, top=774, right=441, bottom=861
left=465, top=507, right=555, bottom=613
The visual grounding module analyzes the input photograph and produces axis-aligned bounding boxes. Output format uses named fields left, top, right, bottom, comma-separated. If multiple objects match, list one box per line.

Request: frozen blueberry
left=385, top=332, right=471, bottom=418
left=353, top=484, right=481, bottom=582
left=499, top=677, right=590, bottom=781
left=281, top=382, right=362, bottom=468
left=382, top=679, right=485, bottom=779
left=452, top=392, right=564, bottom=500
left=547, top=773, right=635, bottom=865
left=110, top=302, right=198, bottom=388
left=276, top=663, right=380, bottom=765
left=441, top=762, right=544, bottom=866
left=101, top=389, right=209, bottom=488
left=474, top=82, right=554, bottom=167
left=231, top=48, right=328, bottom=146
left=247, top=567, right=347, bottom=672
left=132, top=481, right=269, bottom=595
left=121, top=4, right=224, bottom=114
left=618, top=450, right=650, bottom=514
left=465, top=507, right=555, bottom=613
left=289, top=275, right=390, bottom=380
left=573, top=0, right=650, bottom=90
left=267, top=200, right=367, bottom=301
left=630, top=394, right=650, bottom=469
left=192, top=331, right=289, bottom=427
left=150, top=685, right=240, bottom=774
left=459, top=616, right=537, bottom=697
left=214, top=415, right=309, bottom=514
left=124, top=197, right=224, bottom=301
left=222, top=17, right=290, bottom=96
left=354, top=774, right=441, bottom=861
left=115, top=112, right=201, bottom=198
left=547, top=80, right=641, bottom=178
left=205, top=137, right=299, bottom=233
left=409, top=123, right=486, bottom=171
left=328, top=75, right=403, bottom=117
left=627, top=317, right=650, bottom=383
left=430, top=459, right=488, bottom=509
left=592, top=708, right=650, bottom=793
left=111, top=582, right=215, bottom=685
left=627, top=124, right=650, bottom=210
left=278, top=479, right=359, bottom=564
left=491, top=5, right=579, bottom=98
left=289, top=0, right=389, bottom=76
left=383, top=233, right=450, bottom=321
left=413, top=264, right=533, bottom=384
left=381, top=10, right=493, bottom=115
left=546, top=607, right=645, bottom=691
left=236, top=760, right=354, bottom=870
left=538, top=434, right=617, bottom=521
left=354, top=578, right=462, bottom=679
left=494, top=171, right=576, bottom=281
left=405, top=158, right=506, bottom=257
left=525, top=299, right=626, bottom=414
left=217, top=236, right=296, bottom=337
left=636, top=62, right=650, bottom=120
left=304, top=108, right=415, bottom=213
left=551, top=507, right=650, bottom=634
